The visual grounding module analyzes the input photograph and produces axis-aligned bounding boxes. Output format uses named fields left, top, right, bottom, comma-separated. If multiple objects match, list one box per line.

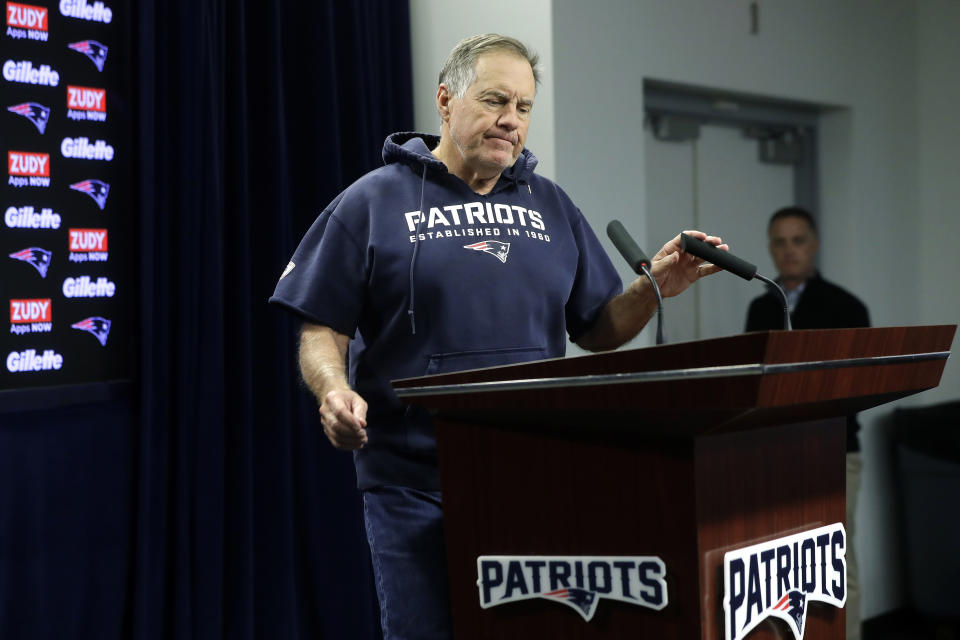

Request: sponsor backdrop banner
left=1, top=0, right=132, bottom=389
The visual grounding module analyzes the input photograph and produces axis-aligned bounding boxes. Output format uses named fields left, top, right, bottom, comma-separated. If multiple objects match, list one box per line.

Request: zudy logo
left=6, top=2, right=49, bottom=40
left=10, top=298, right=53, bottom=334
left=68, top=228, right=108, bottom=263
left=67, top=85, right=106, bottom=121
left=8, top=151, right=51, bottom=187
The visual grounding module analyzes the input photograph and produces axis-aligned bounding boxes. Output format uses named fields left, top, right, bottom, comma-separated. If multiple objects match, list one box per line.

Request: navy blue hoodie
left=270, top=132, right=621, bottom=489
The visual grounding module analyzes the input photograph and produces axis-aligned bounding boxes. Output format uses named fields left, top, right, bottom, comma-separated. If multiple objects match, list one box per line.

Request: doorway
left=643, top=81, right=820, bottom=342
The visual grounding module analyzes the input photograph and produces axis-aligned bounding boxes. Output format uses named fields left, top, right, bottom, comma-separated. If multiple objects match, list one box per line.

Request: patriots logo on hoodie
left=7, top=102, right=51, bottom=134
left=68, top=40, right=108, bottom=71
left=72, top=316, right=111, bottom=346
left=9, top=247, right=52, bottom=277
left=463, top=240, right=510, bottom=264
left=70, top=179, right=110, bottom=210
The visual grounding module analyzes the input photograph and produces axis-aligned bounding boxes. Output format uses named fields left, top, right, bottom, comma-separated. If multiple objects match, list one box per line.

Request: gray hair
left=439, top=34, right=541, bottom=98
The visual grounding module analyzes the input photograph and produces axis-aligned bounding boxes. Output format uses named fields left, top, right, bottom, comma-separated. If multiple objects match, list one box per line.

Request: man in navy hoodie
left=271, top=34, right=728, bottom=640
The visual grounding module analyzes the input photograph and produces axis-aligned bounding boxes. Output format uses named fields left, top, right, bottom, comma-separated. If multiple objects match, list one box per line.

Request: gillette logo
left=10, top=298, right=53, bottom=335
left=68, top=228, right=108, bottom=262
left=61, top=137, right=114, bottom=161
left=59, top=0, right=111, bottom=23
left=62, top=275, right=115, bottom=298
left=67, top=85, right=106, bottom=121
left=7, top=2, right=49, bottom=40
left=6, top=348, right=63, bottom=372
left=3, top=60, right=59, bottom=86
left=8, top=151, right=51, bottom=187
left=5, top=205, right=61, bottom=229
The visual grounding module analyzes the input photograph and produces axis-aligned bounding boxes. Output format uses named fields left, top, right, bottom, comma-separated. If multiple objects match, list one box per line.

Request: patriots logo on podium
left=9, top=247, right=52, bottom=278
left=544, top=588, right=599, bottom=620
left=70, top=179, right=111, bottom=210
left=723, top=523, right=846, bottom=640
left=68, top=40, right=109, bottom=71
left=478, top=555, right=668, bottom=622
left=463, top=240, right=510, bottom=263
left=72, top=317, right=111, bottom=346
left=770, top=590, right=808, bottom=638
left=7, top=102, right=51, bottom=134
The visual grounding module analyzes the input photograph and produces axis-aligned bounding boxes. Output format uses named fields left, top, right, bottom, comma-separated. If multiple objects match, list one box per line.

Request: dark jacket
left=746, top=272, right=869, bottom=332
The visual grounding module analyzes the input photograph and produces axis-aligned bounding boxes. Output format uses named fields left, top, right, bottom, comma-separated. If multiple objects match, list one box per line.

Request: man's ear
left=436, top=84, right=452, bottom=122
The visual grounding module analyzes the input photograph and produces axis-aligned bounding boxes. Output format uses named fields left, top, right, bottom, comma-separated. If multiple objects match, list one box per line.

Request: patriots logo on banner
left=463, top=240, right=510, bottom=264
left=9, top=247, right=52, bottom=278
left=68, top=40, right=109, bottom=71
left=723, top=523, right=846, bottom=640
left=7, top=102, right=51, bottom=134
left=478, top=555, right=668, bottom=622
left=72, top=316, right=111, bottom=346
left=70, top=179, right=110, bottom=210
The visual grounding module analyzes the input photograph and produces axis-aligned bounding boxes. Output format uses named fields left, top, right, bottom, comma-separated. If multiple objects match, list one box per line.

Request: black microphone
left=680, top=233, right=757, bottom=281
left=606, top=220, right=665, bottom=344
left=679, top=233, right=792, bottom=330
left=607, top=219, right=650, bottom=274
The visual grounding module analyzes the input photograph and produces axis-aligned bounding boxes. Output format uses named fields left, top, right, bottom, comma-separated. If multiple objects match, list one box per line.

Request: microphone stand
left=753, top=273, right=792, bottom=331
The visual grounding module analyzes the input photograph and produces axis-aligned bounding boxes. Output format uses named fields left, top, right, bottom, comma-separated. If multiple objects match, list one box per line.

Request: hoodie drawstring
left=407, top=163, right=428, bottom=335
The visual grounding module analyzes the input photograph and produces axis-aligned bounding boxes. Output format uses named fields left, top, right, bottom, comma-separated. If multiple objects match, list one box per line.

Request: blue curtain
left=133, top=1, right=412, bottom=638
left=0, top=1, right=412, bottom=639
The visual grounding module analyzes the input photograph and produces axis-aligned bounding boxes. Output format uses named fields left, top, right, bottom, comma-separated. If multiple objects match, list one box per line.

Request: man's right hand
left=319, top=388, right=368, bottom=450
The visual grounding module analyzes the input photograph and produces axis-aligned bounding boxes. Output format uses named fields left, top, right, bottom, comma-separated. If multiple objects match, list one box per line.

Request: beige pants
left=846, top=452, right=862, bottom=640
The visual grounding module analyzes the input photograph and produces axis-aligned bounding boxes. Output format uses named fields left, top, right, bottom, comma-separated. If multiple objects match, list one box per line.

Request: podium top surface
left=392, top=326, right=955, bottom=434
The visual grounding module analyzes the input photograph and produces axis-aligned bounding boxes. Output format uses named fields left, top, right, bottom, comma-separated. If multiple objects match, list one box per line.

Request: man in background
left=745, top=205, right=869, bottom=639
left=746, top=206, right=869, bottom=332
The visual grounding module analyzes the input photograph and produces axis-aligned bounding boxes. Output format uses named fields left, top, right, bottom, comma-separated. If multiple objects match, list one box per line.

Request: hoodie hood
left=382, top=131, right=539, bottom=188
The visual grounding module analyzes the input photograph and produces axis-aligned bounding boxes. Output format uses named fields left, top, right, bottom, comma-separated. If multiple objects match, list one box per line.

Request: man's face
left=441, top=52, right=535, bottom=175
left=768, top=216, right=819, bottom=282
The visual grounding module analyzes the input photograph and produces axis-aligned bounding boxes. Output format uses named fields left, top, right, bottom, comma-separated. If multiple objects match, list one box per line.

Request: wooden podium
left=393, top=326, right=955, bottom=640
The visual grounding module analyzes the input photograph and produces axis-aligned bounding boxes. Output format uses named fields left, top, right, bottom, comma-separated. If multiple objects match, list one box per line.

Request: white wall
left=552, top=0, right=921, bottom=336
left=408, top=0, right=556, bottom=179
left=916, top=0, right=960, bottom=406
